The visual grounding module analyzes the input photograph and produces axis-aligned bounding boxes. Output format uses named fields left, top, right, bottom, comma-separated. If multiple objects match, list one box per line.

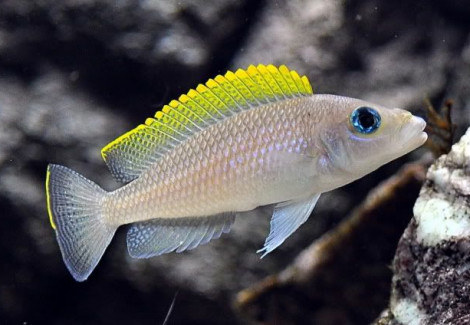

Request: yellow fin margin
left=45, top=166, right=56, bottom=229
left=101, top=64, right=313, bottom=183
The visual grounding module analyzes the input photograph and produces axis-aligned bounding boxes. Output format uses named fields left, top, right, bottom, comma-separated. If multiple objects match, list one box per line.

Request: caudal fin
left=46, top=164, right=116, bottom=281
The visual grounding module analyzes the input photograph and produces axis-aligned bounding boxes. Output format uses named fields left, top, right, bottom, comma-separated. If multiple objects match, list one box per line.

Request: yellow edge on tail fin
left=46, top=164, right=115, bottom=281
left=45, top=167, right=57, bottom=229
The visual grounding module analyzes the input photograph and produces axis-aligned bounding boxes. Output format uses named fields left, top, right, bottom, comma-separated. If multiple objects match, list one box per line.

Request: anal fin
left=127, top=214, right=235, bottom=258
left=258, top=193, right=321, bottom=258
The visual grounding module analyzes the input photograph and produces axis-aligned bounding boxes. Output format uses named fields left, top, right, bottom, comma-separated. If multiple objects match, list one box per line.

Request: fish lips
left=401, top=115, right=428, bottom=153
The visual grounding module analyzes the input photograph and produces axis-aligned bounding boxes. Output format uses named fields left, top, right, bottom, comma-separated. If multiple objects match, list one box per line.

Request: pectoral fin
left=258, top=193, right=321, bottom=258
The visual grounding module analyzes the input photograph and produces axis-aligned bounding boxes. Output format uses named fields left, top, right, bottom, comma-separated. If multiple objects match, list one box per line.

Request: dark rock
left=1, top=0, right=469, bottom=324
left=0, top=0, right=263, bottom=115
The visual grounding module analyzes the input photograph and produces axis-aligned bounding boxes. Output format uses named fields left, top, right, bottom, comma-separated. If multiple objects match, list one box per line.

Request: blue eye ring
left=350, top=106, right=381, bottom=134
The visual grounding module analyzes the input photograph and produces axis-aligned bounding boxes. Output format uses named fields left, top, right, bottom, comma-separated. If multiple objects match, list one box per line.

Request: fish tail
left=46, top=164, right=116, bottom=282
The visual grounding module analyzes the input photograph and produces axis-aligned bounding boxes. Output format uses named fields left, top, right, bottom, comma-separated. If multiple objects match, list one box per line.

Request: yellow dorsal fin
left=101, top=64, right=313, bottom=183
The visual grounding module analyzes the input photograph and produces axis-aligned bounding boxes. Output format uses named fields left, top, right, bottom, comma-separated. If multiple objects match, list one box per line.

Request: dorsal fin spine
left=247, top=68, right=272, bottom=104
left=205, top=86, right=236, bottom=116
left=145, top=118, right=187, bottom=142
left=289, top=70, right=307, bottom=94
left=131, top=127, right=161, bottom=153
left=117, top=127, right=158, bottom=169
left=256, top=65, right=284, bottom=101
left=267, top=65, right=292, bottom=99
left=162, top=104, right=201, bottom=131
left=179, top=93, right=218, bottom=123
left=290, top=70, right=306, bottom=93
left=168, top=100, right=206, bottom=129
left=188, top=88, right=225, bottom=120
left=174, top=100, right=210, bottom=128
left=155, top=111, right=193, bottom=134
left=213, top=75, right=248, bottom=111
left=144, top=122, right=180, bottom=144
left=196, top=84, right=231, bottom=118
left=241, top=70, right=269, bottom=105
left=205, top=79, right=238, bottom=115
left=301, top=76, right=312, bottom=93
left=235, top=69, right=265, bottom=105
left=225, top=71, right=257, bottom=106
left=279, top=65, right=300, bottom=94
left=247, top=65, right=276, bottom=102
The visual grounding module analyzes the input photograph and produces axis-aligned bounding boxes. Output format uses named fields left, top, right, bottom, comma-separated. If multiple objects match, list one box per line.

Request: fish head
left=317, top=96, right=427, bottom=181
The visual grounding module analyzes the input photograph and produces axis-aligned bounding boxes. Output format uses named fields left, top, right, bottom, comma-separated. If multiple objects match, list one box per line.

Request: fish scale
left=45, top=64, right=427, bottom=281
left=106, top=100, right=310, bottom=224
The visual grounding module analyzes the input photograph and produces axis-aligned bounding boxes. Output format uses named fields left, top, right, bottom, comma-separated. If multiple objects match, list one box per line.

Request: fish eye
left=350, top=106, right=381, bottom=134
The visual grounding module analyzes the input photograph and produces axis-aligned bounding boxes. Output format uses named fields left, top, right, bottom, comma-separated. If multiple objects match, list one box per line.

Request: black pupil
left=358, top=109, right=375, bottom=128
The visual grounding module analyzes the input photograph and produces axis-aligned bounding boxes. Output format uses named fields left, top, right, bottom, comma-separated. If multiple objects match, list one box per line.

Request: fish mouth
left=401, top=115, right=428, bottom=152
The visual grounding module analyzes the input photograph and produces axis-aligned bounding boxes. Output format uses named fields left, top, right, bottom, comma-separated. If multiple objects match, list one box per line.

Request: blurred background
left=1, top=0, right=469, bottom=324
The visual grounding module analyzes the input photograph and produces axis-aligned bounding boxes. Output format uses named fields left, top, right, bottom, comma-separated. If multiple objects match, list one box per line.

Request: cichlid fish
left=46, top=64, right=427, bottom=281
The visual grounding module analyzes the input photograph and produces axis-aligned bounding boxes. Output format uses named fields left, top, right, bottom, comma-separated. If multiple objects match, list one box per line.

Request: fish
left=45, top=64, right=427, bottom=281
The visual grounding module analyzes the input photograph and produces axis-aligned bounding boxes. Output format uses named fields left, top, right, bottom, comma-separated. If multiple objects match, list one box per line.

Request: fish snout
left=401, top=114, right=428, bottom=148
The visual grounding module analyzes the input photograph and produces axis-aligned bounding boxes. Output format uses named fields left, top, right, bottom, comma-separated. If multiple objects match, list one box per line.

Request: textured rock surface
left=375, top=128, right=470, bottom=325
left=235, top=163, right=427, bottom=324
left=1, top=0, right=470, bottom=324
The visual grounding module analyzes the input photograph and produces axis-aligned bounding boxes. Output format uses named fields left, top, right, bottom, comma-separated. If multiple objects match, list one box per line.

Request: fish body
left=107, top=98, right=311, bottom=220
left=46, top=65, right=427, bottom=281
